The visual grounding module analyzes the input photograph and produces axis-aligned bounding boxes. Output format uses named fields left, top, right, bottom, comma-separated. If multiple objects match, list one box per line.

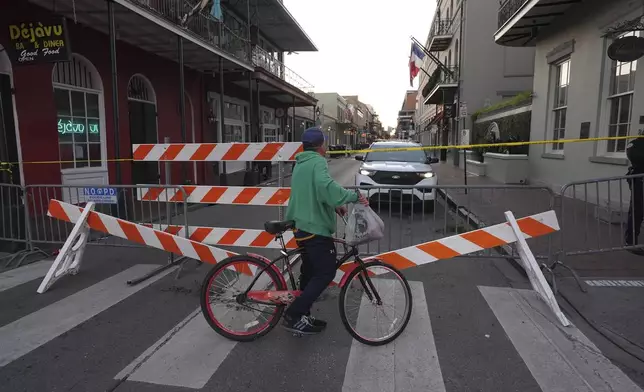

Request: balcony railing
left=125, top=0, right=251, bottom=63
left=252, top=46, right=314, bottom=92
left=432, top=19, right=454, bottom=36
left=423, top=66, right=459, bottom=97
left=498, top=0, right=528, bottom=29
left=428, top=18, right=455, bottom=51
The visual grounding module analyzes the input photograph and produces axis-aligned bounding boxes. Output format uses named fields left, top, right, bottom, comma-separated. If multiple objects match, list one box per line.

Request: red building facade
left=1, top=0, right=316, bottom=188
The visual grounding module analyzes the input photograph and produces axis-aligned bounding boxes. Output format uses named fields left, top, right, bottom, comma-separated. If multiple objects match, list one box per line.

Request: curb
left=436, top=188, right=528, bottom=278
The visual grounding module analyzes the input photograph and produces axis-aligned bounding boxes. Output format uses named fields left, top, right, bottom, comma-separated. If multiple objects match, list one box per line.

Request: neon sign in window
left=58, top=119, right=99, bottom=135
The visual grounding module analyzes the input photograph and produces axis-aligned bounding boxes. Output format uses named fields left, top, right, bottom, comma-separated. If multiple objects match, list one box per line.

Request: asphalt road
left=0, top=158, right=642, bottom=392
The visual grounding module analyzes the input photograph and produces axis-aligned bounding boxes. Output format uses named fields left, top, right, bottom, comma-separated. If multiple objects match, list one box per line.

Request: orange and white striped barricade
left=137, top=185, right=290, bottom=206
left=145, top=224, right=297, bottom=249
left=37, top=202, right=95, bottom=293
left=505, top=211, right=569, bottom=326
left=43, top=198, right=566, bottom=325
left=38, top=199, right=243, bottom=293
left=132, top=142, right=303, bottom=162
left=133, top=142, right=296, bottom=254
left=331, top=209, right=569, bottom=326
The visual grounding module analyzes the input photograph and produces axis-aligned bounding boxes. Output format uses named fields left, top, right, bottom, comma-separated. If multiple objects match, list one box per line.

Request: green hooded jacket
left=285, top=151, right=358, bottom=237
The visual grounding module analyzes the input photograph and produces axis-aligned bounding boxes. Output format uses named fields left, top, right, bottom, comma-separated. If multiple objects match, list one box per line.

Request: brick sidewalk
left=433, top=162, right=644, bottom=278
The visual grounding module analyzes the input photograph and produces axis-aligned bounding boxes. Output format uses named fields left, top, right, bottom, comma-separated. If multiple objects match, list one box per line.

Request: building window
left=224, top=124, right=243, bottom=142
left=224, top=102, right=243, bottom=121
left=52, top=54, right=104, bottom=170
left=606, top=32, right=638, bottom=154
left=550, top=59, right=570, bottom=152
left=261, top=108, right=278, bottom=142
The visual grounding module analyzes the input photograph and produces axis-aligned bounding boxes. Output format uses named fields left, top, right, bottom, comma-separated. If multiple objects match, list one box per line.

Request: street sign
left=83, top=187, right=118, bottom=204
left=460, top=129, right=470, bottom=145
left=459, top=102, right=468, bottom=118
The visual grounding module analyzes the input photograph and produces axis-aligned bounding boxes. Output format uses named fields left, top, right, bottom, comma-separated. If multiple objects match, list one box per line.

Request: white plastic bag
left=345, top=203, right=385, bottom=245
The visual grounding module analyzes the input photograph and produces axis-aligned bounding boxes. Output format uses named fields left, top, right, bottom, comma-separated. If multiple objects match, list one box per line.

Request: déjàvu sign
left=7, top=18, right=71, bottom=65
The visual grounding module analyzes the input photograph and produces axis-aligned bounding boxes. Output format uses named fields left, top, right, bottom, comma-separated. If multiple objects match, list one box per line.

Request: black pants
left=286, top=232, right=337, bottom=318
left=626, top=177, right=644, bottom=245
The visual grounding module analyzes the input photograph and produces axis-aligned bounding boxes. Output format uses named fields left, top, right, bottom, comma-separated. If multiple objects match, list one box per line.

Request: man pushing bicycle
left=283, top=127, right=368, bottom=335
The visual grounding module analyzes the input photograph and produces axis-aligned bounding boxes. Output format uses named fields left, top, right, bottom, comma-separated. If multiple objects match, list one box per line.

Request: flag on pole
left=409, top=42, right=426, bottom=86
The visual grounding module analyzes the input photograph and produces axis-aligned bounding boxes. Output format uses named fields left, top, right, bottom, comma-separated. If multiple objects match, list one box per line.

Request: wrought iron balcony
left=125, top=0, right=251, bottom=63
left=252, top=46, right=314, bottom=92
left=422, top=67, right=459, bottom=105
left=496, top=0, right=581, bottom=46
left=498, top=0, right=528, bottom=29
left=429, top=19, right=455, bottom=51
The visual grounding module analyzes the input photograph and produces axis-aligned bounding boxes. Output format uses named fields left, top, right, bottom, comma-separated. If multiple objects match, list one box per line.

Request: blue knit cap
left=302, top=127, right=326, bottom=149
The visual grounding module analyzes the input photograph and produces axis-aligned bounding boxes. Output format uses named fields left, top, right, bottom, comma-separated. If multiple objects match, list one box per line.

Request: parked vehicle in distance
left=328, top=144, right=350, bottom=158
left=354, top=141, right=439, bottom=212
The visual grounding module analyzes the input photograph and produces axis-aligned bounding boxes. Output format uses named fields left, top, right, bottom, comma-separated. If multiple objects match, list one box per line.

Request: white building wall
left=461, top=0, right=534, bottom=114
left=528, top=0, right=643, bottom=198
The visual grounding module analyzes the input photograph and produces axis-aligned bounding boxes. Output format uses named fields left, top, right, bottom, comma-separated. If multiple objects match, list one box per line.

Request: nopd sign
left=6, top=18, right=71, bottom=65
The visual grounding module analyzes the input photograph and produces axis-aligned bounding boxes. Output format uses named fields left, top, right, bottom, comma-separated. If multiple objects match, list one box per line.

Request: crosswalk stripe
left=479, top=286, right=644, bottom=392
left=121, top=308, right=237, bottom=389
left=0, top=264, right=175, bottom=368
left=342, top=281, right=446, bottom=392
left=0, top=260, right=52, bottom=293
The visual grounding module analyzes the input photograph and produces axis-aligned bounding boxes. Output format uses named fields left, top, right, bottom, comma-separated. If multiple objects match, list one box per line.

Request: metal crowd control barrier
left=0, top=183, right=48, bottom=268
left=23, top=184, right=189, bottom=249
left=558, top=172, right=644, bottom=257
left=22, top=184, right=189, bottom=290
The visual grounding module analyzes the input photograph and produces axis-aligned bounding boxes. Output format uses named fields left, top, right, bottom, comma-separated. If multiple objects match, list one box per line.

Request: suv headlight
left=418, top=172, right=435, bottom=178
left=360, top=169, right=376, bottom=176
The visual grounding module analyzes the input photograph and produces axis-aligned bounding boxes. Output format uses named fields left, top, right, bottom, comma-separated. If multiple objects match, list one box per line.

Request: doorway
left=128, top=75, right=159, bottom=185
left=0, top=74, right=18, bottom=185
left=0, top=46, right=20, bottom=186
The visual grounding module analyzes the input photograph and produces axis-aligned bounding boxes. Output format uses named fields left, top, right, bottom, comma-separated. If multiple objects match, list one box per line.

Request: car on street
left=354, top=141, right=439, bottom=212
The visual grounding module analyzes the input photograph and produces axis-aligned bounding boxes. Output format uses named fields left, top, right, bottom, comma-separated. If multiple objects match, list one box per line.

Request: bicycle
left=200, top=218, right=413, bottom=346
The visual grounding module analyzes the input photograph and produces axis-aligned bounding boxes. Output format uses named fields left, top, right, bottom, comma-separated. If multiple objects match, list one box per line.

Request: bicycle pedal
left=292, top=332, right=304, bottom=338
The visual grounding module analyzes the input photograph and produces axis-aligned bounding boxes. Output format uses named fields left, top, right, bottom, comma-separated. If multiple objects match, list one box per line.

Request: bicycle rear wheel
left=200, top=255, right=286, bottom=342
left=339, top=260, right=412, bottom=346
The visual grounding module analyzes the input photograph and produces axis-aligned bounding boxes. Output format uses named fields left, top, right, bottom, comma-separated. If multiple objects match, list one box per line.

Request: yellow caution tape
left=1, top=135, right=642, bottom=164
left=326, top=135, right=644, bottom=155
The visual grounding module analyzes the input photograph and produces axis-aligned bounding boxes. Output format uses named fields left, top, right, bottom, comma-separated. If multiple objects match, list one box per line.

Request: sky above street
left=284, top=0, right=437, bottom=129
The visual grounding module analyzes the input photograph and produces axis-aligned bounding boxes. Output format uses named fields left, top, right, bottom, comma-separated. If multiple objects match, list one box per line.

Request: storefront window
left=224, top=124, right=243, bottom=142
left=224, top=102, right=242, bottom=121
left=55, top=88, right=101, bottom=169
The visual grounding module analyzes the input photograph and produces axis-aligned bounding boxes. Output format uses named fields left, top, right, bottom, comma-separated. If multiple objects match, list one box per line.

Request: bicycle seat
left=264, top=220, right=295, bottom=235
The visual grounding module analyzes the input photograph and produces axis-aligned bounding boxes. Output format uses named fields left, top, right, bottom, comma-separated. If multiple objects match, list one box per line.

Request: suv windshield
left=364, top=144, right=428, bottom=163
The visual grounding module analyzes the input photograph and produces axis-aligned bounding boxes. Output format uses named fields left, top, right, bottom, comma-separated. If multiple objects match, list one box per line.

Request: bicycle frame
left=241, top=234, right=383, bottom=306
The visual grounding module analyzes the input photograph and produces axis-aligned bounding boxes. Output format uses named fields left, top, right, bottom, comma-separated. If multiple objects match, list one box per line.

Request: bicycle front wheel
left=200, top=255, right=286, bottom=342
left=339, top=260, right=412, bottom=346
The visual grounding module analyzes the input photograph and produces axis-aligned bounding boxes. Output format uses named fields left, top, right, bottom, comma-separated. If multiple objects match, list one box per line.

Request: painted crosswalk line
left=0, top=259, right=53, bottom=293
left=342, top=280, right=446, bottom=392
left=0, top=264, right=175, bottom=368
left=118, top=308, right=237, bottom=389
left=116, top=266, right=280, bottom=389
left=479, top=286, right=643, bottom=392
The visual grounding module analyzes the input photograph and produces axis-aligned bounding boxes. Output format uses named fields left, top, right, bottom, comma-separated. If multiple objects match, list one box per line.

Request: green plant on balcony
left=471, top=90, right=532, bottom=121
